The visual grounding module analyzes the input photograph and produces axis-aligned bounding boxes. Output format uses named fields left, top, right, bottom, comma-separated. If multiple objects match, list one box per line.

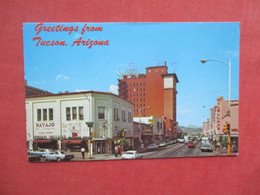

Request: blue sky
left=23, top=22, right=240, bottom=127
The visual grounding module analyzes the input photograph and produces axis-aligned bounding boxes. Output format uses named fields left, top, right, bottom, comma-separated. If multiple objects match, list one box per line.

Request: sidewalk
left=71, top=152, right=122, bottom=161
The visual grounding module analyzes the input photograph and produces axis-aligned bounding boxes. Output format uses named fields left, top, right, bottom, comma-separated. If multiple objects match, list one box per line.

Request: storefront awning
left=34, top=140, right=53, bottom=143
left=62, top=140, right=83, bottom=144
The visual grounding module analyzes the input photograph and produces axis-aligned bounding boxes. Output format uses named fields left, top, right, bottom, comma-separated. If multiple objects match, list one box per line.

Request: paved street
left=142, top=141, right=215, bottom=159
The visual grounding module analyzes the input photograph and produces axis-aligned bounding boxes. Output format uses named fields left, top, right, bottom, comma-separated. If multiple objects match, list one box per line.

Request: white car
left=159, top=142, right=167, bottom=147
left=147, top=144, right=159, bottom=150
left=177, top=138, right=185, bottom=143
left=42, top=150, right=74, bottom=162
left=121, top=150, right=143, bottom=159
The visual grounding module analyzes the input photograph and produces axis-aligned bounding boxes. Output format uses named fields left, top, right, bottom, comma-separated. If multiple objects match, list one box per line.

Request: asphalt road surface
left=142, top=141, right=215, bottom=159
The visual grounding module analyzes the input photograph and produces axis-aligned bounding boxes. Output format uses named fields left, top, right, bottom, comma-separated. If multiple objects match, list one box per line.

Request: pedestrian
left=81, top=147, right=86, bottom=159
left=215, top=141, right=221, bottom=155
left=114, top=146, right=118, bottom=157
left=119, top=143, right=122, bottom=156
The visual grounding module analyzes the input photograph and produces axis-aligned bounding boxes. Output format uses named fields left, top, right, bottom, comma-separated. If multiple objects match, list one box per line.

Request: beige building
left=26, top=91, right=134, bottom=155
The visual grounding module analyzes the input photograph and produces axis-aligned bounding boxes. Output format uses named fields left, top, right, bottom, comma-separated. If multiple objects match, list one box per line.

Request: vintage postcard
left=24, top=22, right=239, bottom=162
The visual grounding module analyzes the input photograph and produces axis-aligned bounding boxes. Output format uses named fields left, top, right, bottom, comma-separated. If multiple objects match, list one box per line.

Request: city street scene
left=24, top=22, right=239, bottom=162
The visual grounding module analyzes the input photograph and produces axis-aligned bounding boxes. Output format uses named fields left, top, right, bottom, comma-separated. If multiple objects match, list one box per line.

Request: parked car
left=177, top=138, right=184, bottom=143
left=28, top=155, right=41, bottom=162
left=28, top=148, right=53, bottom=157
left=187, top=141, right=195, bottom=148
left=121, top=150, right=143, bottom=159
left=42, top=150, right=74, bottom=162
left=147, top=144, right=159, bottom=150
left=201, top=143, right=213, bottom=152
left=159, top=142, right=167, bottom=147
left=201, top=137, right=209, bottom=144
left=167, top=140, right=174, bottom=145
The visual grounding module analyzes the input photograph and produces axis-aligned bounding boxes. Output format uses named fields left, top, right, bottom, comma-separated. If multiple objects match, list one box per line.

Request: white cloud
left=56, top=74, right=70, bottom=81
left=109, top=84, right=118, bottom=95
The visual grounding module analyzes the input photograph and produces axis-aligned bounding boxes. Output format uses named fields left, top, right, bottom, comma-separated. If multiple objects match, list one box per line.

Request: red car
left=188, top=141, right=195, bottom=148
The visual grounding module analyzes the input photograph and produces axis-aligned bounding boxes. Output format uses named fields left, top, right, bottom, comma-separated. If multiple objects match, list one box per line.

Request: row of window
left=113, top=107, right=132, bottom=122
left=129, top=82, right=145, bottom=87
left=134, top=104, right=146, bottom=108
left=37, top=106, right=132, bottom=122
left=37, top=108, right=53, bottom=121
left=129, top=88, right=145, bottom=92
left=129, top=98, right=146, bottom=102
left=66, top=107, right=84, bottom=121
left=129, top=93, right=145, bottom=97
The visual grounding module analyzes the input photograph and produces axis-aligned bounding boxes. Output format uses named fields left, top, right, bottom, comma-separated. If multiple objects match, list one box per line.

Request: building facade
left=118, top=62, right=179, bottom=137
left=26, top=91, right=133, bottom=155
left=207, top=96, right=239, bottom=148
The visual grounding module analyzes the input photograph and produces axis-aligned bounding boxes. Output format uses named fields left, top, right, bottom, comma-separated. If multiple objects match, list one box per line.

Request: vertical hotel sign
left=217, top=97, right=221, bottom=134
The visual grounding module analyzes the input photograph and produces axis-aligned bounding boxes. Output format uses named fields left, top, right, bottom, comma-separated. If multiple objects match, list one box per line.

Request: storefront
left=33, top=140, right=58, bottom=150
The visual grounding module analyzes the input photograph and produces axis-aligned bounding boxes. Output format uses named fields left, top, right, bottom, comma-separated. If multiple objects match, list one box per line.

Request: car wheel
left=43, top=157, right=48, bottom=161
left=57, top=157, right=61, bottom=162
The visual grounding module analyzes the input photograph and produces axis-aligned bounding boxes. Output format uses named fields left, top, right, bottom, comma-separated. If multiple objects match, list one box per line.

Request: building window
left=143, top=93, right=145, bottom=96
left=128, top=112, right=132, bottom=122
left=72, top=107, right=77, bottom=120
left=122, top=110, right=126, bottom=122
left=49, top=108, right=53, bottom=121
left=37, top=109, right=41, bottom=121
left=66, top=107, right=71, bottom=121
left=43, top=109, right=47, bottom=121
left=114, top=108, right=119, bottom=121
left=79, top=107, right=84, bottom=120
left=98, top=106, right=105, bottom=119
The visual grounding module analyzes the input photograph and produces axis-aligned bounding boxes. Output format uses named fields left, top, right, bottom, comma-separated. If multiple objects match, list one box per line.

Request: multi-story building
left=118, top=62, right=179, bottom=139
left=26, top=91, right=134, bottom=155
left=207, top=96, right=239, bottom=148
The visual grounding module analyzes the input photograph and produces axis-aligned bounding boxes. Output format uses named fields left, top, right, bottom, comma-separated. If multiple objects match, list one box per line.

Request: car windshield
left=203, top=143, right=210, bottom=147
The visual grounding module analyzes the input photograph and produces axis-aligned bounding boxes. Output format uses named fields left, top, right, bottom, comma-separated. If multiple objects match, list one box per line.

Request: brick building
left=118, top=62, right=179, bottom=137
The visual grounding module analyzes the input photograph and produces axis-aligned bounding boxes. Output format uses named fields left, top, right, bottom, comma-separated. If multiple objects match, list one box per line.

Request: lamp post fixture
left=200, top=58, right=231, bottom=155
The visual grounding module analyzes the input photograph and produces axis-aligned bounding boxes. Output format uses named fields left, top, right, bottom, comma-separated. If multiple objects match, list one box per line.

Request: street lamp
left=200, top=59, right=231, bottom=109
left=200, top=58, right=231, bottom=155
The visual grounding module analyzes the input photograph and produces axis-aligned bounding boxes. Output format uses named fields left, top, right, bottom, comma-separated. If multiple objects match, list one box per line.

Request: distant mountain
left=186, top=125, right=199, bottom=128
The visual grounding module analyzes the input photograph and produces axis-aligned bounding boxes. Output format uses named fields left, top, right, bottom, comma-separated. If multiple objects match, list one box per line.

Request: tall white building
left=26, top=91, right=134, bottom=154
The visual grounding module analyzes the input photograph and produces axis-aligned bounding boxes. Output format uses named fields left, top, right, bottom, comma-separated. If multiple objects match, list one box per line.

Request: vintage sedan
left=42, top=150, right=74, bottom=162
left=201, top=143, right=213, bottom=152
left=188, top=141, right=195, bottom=148
left=147, top=144, right=159, bottom=150
left=121, top=150, right=143, bottom=159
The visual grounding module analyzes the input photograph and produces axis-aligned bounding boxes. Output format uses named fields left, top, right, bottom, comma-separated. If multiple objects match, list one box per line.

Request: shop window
left=66, top=107, right=71, bottom=121
left=37, top=109, right=41, bottom=121
left=49, top=108, right=53, bottom=121
left=72, top=107, right=77, bottom=120
left=98, top=106, right=105, bottom=119
left=43, top=109, right=47, bottom=121
left=79, top=107, right=84, bottom=120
